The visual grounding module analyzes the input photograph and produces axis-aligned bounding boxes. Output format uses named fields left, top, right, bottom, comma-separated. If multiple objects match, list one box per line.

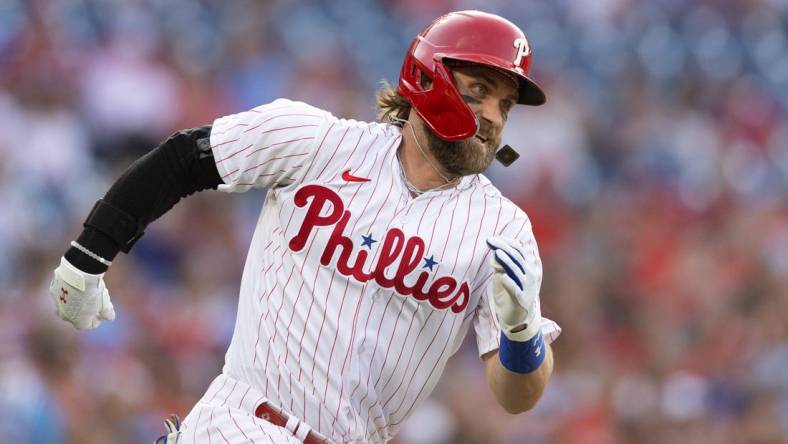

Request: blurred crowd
left=0, top=0, right=786, bottom=443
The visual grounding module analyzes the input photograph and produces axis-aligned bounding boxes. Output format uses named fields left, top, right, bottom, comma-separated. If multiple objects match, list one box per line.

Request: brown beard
left=423, top=125, right=499, bottom=176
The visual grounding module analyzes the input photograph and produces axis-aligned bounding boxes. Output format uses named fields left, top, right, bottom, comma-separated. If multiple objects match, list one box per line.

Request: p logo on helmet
left=513, top=38, right=530, bottom=66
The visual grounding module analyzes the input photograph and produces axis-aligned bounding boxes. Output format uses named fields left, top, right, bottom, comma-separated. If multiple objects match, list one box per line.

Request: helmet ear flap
left=400, top=59, right=478, bottom=141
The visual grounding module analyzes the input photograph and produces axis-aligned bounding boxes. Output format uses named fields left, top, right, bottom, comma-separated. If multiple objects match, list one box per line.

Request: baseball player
left=49, top=10, right=561, bottom=443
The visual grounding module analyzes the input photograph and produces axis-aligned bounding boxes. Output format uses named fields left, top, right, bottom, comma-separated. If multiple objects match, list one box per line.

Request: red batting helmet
left=398, top=10, right=546, bottom=141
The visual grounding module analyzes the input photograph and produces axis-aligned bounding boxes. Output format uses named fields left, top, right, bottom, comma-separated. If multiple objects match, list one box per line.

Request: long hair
left=375, top=80, right=411, bottom=125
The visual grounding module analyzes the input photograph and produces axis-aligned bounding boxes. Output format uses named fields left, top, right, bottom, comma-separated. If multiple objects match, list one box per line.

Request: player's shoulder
left=467, top=174, right=514, bottom=206
left=323, top=110, right=402, bottom=140
left=468, top=174, right=532, bottom=232
left=257, top=99, right=399, bottom=137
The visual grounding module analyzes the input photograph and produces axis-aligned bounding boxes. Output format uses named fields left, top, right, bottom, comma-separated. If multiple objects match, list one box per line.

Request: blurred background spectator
left=0, top=0, right=786, bottom=443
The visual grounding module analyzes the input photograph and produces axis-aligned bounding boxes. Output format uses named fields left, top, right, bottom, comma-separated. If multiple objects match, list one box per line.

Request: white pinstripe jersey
left=209, top=99, right=561, bottom=443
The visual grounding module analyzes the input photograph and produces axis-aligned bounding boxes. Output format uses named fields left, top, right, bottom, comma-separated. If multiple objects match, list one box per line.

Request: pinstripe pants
left=179, top=374, right=321, bottom=443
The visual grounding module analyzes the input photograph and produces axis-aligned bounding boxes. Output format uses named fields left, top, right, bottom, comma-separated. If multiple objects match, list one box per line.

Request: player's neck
left=398, top=122, right=459, bottom=195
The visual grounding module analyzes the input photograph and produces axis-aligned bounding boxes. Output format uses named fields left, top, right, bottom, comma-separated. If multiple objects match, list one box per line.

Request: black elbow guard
left=84, top=199, right=145, bottom=253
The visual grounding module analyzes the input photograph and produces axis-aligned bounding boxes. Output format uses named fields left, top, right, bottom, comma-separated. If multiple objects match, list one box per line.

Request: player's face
left=424, top=65, right=518, bottom=176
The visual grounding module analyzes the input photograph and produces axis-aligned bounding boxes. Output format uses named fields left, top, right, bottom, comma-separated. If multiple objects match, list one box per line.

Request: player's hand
left=486, top=236, right=542, bottom=342
left=49, top=257, right=116, bottom=330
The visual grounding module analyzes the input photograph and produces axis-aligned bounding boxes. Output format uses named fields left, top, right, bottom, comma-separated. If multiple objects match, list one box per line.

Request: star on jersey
left=422, top=255, right=438, bottom=271
left=361, top=234, right=377, bottom=249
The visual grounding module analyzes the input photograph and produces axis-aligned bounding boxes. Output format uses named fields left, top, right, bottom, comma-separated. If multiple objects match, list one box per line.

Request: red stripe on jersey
left=254, top=262, right=293, bottom=367
left=378, top=310, right=438, bottom=408
left=425, top=194, right=456, bottom=246
left=456, top=194, right=486, bottom=284
left=346, top=290, right=397, bottom=403
left=353, top=292, right=407, bottom=411
left=471, top=271, right=493, bottom=296
left=209, top=377, right=229, bottom=403
left=223, top=380, right=238, bottom=405
left=231, top=170, right=286, bottom=186
left=291, top=123, right=335, bottom=180
left=493, top=197, right=504, bottom=232
left=220, top=167, right=240, bottom=180
left=475, top=297, right=494, bottom=339
left=212, top=122, right=249, bottom=135
left=295, top=268, right=338, bottom=417
left=341, top=132, right=369, bottom=175
left=391, top=315, right=461, bottom=426
left=244, top=137, right=315, bottom=158
left=258, top=246, right=282, bottom=284
left=389, top=194, right=410, bottom=221
left=260, top=276, right=292, bottom=396
left=331, top=288, right=387, bottom=430
left=260, top=123, right=319, bottom=134
left=265, top=265, right=306, bottom=393
left=374, top=302, right=429, bottom=404
left=321, top=282, right=367, bottom=431
left=430, top=192, right=462, bottom=276
left=346, top=301, right=387, bottom=419
left=208, top=410, right=215, bottom=444
left=237, top=385, right=251, bottom=410
left=228, top=406, right=256, bottom=443
left=415, top=194, right=439, bottom=232
left=293, top=266, right=333, bottom=378
left=309, top=277, right=350, bottom=393
left=348, top=145, right=397, bottom=234
left=243, top=114, right=322, bottom=133
left=215, top=424, right=232, bottom=444
left=241, top=152, right=310, bottom=173
left=372, top=299, right=418, bottom=391
left=449, top=191, right=476, bottom=275
left=465, top=196, right=503, bottom=314
left=215, top=144, right=253, bottom=164
left=278, top=281, right=313, bottom=401
left=259, top=228, right=281, bottom=253
left=372, top=311, right=448, bottom=432
left=314, top=127, right=350, bottom=181
left=212, top=137, right=240, bottom=148
left=346, top=140, right=397, bottom=233
left=513, top=217, right=529, bottom=239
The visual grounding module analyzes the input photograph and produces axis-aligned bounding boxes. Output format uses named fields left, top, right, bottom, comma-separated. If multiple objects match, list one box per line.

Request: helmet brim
left=443, top=55, right=547, bottom=106
left=518, top=76, right=546, bottom=106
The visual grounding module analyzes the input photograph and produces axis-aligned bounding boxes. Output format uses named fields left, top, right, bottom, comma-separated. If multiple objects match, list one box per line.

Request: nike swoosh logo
left=342, top=169, right=371, bottom=183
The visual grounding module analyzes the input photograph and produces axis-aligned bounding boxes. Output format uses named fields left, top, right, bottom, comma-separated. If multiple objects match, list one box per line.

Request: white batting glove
left=49, top=257, right=116, bottom=330
left=486, top=236, right=542, bottom=342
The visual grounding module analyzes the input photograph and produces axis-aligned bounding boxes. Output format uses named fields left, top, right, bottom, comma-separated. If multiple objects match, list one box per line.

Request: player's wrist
left=500, top=309, right=540, bottom=341
left=498, top=330, right=545, bottom=374
left=502, top=322, right=533, bottom=341
left=59, top=256, right=104, bottom=283
left=64, top=227, right=119, bottom=274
